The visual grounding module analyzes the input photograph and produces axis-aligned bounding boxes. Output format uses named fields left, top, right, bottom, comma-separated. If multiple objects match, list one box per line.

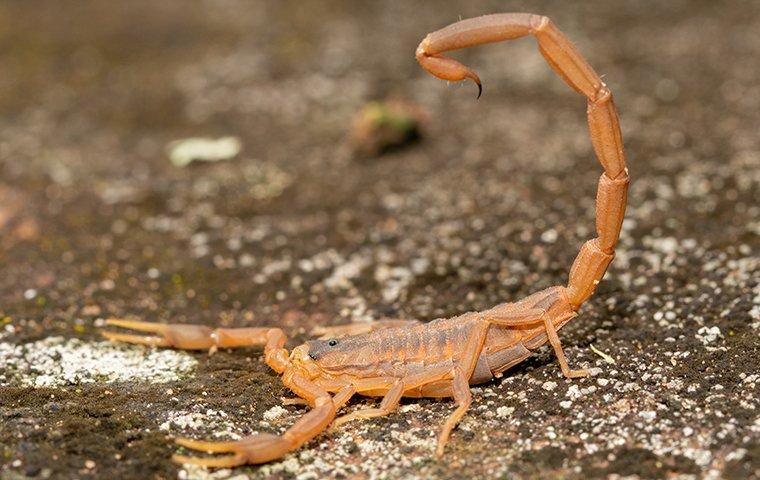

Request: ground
left=0, top=1, right=758, bottom=479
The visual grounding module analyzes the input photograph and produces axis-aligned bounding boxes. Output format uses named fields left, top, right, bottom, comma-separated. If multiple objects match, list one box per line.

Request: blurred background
left=0, top=1, right=758, bottom=479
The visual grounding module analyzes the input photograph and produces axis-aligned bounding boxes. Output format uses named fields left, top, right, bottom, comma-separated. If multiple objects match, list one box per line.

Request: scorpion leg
left=435, top=367, right=471, bottom=457
left=487, top=306, right=588, bottom=379
left=332, top=379, right=404, bottom=428
left=429, top=327, right=485, bottom=456
left=174, top=375, right=351, bottom=467
left=102, top=319, right=290, bottom=372
left=333, top=365, right=453, bottom=428
left=541, top=312, right=588, bottom=379
left=285, top=383, right=356, bottom=409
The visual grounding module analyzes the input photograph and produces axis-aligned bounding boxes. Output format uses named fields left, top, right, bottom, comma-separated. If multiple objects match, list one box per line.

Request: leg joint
left=530, top=14, right=550, bottom=33
left=592, top=84, right=612, bottom=104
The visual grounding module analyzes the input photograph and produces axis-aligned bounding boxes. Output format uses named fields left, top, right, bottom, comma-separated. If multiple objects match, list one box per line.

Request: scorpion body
left=104, top=12, right=629, bottom=467
left=306, top=286, right=577, bottom=395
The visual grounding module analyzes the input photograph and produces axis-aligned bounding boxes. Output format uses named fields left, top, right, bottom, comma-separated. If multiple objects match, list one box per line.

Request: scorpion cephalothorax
left=104, top=12, right=629, bottom=467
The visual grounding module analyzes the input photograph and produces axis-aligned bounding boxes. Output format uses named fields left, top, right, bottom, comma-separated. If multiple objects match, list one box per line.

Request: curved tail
left=416, top=13, right=629, bottom=311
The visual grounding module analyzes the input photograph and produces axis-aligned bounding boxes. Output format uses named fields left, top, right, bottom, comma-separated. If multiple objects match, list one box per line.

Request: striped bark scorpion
left=103, top=13, right=629, bottom=468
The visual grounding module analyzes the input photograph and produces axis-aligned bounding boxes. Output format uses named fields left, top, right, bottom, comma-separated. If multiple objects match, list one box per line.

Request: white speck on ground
left=168, top=136, right=241, bottom=167
left=542, top=381, right=558, bottom=391
left=566, top=384, right=582, bottom=400
left=0, top=336, right=197, bottom=387
left=639, top=410, right=657, bottom=421
left=590, top=344, right=616, bottom=364
left=695, top=326, right=723, bottom=345
left=324, top=253, right=371, bottom=290
left=262, top=405, right=289, bottom=421
left=160, top=409, right=243, bottom=440
left=374, top=264, right=413, bottom=303
left=496, top=406, right=514, bottom=418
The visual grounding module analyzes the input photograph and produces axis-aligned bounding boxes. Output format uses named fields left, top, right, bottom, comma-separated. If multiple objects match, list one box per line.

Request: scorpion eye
left=328, top=339, right=338, bottom=347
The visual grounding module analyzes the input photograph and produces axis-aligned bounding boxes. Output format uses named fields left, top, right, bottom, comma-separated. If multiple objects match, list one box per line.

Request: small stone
left=696, top=326, right=723, bottom=345
left=263, top=405, right=288, bottom=421
left=639, top=411, right=657, bottom=421
left=168, top=136, right=241, bottom=167
left=541, top=229, right=558, bottom=243
left=566, top=385, right=582, bottom=399
left=496, top=406, right=515, bottom=418
left=542, top=381, right=558, bottom=391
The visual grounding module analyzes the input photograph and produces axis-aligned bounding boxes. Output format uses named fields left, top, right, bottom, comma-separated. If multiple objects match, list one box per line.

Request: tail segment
left=416, top=13, right=629, bottom=311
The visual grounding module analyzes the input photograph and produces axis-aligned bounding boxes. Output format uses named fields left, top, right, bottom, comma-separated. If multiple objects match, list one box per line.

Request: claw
left=102, top=319, right=170, bottom=346
left=462, top=69, right=482, bottom=99
left=102, top=318, right=216, bottom=350
left=172, top=452, right=247, bottom=468
left=173, top=434, right=292, bottom=467
left=105, top=318, right=168, bottom=333
left=416, top=46, right=483, bottom=99
left=175, top=437, right=242, bottom=453
left=100, top=331, right=170, bottom=347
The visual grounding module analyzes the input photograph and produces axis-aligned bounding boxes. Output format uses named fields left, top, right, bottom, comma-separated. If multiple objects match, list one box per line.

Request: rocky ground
left=0, top=1, right=758, bottom=479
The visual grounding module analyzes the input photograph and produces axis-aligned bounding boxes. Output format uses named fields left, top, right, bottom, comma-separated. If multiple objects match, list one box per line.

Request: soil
left=0, top=1, right=758, bottom=479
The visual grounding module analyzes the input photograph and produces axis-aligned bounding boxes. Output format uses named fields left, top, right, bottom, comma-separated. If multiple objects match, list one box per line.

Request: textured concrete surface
left=0, top=1, right=758, bottom=479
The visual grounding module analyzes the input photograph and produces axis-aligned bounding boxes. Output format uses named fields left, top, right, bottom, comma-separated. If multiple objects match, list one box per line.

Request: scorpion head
left=306, top=337, right=340, bottom=361
left=286, top=336, right=375, bottom=382
left=303, top=336, right=367, bottom=371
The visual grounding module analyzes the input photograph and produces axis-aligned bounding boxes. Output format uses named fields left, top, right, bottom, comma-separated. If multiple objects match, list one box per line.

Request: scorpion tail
left=416, top=13, right=629, bottom=311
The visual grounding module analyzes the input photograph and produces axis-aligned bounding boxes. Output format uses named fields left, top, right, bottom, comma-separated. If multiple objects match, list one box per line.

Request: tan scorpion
left=103, top=13, right=629, bottom=467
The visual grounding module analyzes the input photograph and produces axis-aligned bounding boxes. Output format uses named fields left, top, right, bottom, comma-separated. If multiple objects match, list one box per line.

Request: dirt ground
left=1, top=1, right=758, bottom=479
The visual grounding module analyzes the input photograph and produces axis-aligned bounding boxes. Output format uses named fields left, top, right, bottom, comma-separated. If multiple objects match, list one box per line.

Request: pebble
left=639, top=411, right=657, bottom=421
left=542, top=381, right=558, bottom=391
left=696, top=326, right=723, bottom=345
left=263, top=405, right=289, bottom=421
left=496, top=406, right=515, bottom=418
left=566, top=385, right=582, bottom=400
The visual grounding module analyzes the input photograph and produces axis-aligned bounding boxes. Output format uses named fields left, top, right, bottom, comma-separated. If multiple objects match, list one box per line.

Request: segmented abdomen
left=311, top=313, right=485, bottom=379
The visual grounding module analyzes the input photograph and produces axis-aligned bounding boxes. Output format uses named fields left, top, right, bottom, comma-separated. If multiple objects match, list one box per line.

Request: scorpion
left=103, top=13, right=629, bottom=467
